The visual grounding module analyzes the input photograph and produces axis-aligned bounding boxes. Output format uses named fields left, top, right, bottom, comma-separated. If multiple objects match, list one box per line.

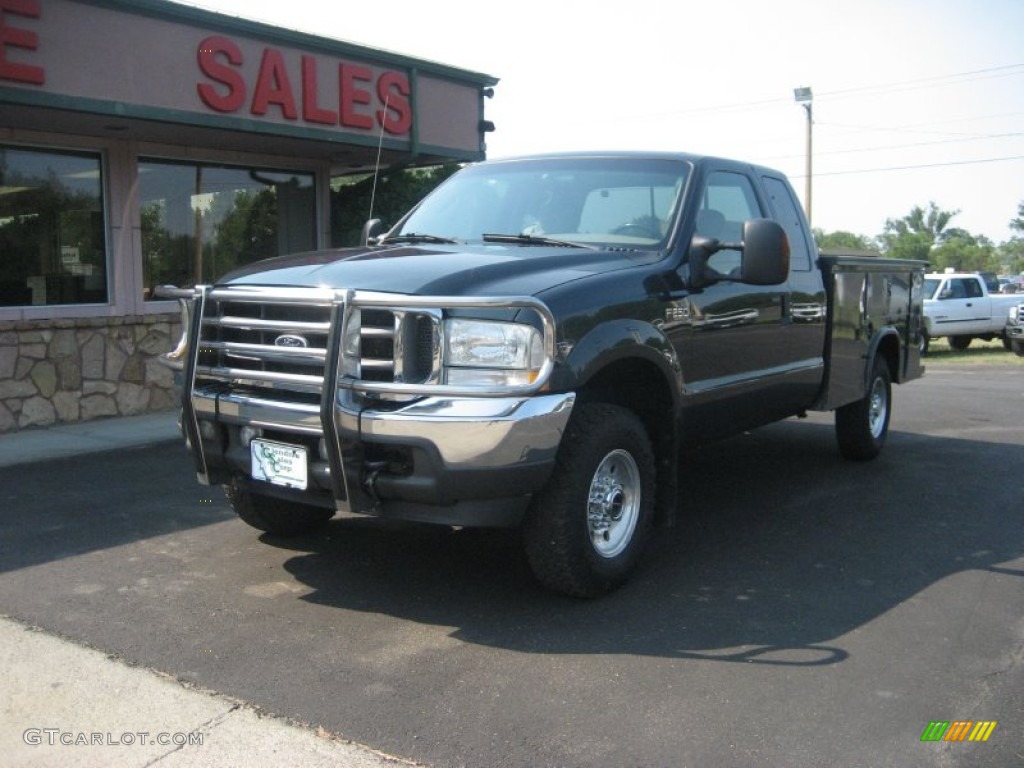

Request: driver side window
left=697, top=172, right=763, bottom=275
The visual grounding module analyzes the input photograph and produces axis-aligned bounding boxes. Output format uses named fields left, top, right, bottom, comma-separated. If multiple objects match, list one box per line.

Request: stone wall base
left=0, top=314, right=181, bottom=433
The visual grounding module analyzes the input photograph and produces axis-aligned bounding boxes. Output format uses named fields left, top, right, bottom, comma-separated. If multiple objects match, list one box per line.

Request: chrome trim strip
left=195, top=366, right=324, bottom=391
left=359, top=358, right=395, bottom=371
left=206, top=340, right=327, bottom=365
left=360, top=327, right=394, bottom=339
left=193, top=390, right=323, bottom=434
left=320, top=300, right=350, bottom=503
left=208, top=286, right=336, bottom=305
left=184, top=286, right=214, bottom=483
left=683, top=357, right=825, bottom=396
left=205, top=316, right=331, bottom=333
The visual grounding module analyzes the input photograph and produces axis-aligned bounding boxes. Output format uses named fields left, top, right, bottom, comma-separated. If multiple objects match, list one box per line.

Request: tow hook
left=363, top=461, right=388, bottom=503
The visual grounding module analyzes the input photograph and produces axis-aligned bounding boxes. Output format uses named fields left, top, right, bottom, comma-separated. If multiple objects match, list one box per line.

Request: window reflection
left=139, top=160, right=315, bottom=298
left=0, top=146, right=107, bottom=307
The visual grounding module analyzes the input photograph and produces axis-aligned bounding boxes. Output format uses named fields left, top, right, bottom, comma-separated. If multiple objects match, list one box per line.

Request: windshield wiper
left=379, top=232, right=460, bottom=245
left=482, top=233, right=593, bottom=249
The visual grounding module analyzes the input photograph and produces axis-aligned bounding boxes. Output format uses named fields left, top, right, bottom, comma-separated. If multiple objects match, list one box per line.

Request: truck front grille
left=196, top=287, right=334, bottom=400
left=359, top=309, right=438, bottom=384
left=193, top=287, right=440, bottom=402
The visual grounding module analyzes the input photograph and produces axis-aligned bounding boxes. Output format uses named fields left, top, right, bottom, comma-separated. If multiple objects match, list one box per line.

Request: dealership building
left=0, top=0, right=497, bottom=432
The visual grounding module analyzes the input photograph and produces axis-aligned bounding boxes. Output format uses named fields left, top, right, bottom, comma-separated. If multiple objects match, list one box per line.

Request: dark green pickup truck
left=163, top=152, right=926, bottom=596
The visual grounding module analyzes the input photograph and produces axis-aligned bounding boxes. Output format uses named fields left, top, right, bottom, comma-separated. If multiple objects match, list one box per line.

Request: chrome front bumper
left=188, top=387, right=575, bottom=526
left=349, top=394, right=575, bottom=470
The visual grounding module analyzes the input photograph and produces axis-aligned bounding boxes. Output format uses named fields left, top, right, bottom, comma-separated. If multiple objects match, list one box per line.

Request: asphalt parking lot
left=1, top=364, right=1022, bottom=767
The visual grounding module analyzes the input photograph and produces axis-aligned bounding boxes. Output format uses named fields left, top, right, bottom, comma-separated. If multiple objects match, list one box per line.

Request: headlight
left=444, top=319, right=544, bottom=386
left=1011, top=305, right=1020, bottom=323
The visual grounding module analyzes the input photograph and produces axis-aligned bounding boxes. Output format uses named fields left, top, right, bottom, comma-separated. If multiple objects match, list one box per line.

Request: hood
left=218, top=243, right=659, bottom=297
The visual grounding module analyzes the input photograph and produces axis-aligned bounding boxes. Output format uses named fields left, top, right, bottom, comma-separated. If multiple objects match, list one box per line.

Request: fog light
left=239, top=426, right=262, bottom=447
left=199, top=420, right=218, bottom=441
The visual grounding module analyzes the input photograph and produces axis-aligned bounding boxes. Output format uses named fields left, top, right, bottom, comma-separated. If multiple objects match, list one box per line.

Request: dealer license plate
left=250, top=439, right=308, bottom=490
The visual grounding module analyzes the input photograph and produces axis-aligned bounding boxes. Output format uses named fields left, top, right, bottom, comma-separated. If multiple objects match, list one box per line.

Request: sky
left=181, top=0, right=1024, bottom=245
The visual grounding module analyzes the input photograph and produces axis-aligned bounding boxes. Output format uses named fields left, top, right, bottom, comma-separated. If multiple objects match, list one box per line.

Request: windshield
left=923, top=278, right=941, bottom=299
left=391, top=157, right=690, bottom=249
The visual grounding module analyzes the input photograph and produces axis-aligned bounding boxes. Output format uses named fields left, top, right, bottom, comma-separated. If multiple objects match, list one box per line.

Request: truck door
left=670, top=169, right=801, bottom=441
left=934, top=276, right=989, bottom=335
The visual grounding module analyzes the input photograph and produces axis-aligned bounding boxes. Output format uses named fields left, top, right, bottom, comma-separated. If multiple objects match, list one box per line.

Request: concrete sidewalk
left=0, top=411, right=181, bottom=468
left=0, top=414, right=411, bottom=767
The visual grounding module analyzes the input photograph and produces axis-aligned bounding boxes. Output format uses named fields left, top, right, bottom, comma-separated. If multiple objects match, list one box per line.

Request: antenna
left=367, top=93, right=390, bottom=224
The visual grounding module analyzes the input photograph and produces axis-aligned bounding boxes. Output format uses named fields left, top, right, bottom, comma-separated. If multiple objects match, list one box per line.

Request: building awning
left=0, top=0, right=499, bottom=172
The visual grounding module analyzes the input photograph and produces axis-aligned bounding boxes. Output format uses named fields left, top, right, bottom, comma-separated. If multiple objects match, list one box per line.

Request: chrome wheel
left=868, top=375, right=889, bottom=439
left=524, top=404, right=655, bottom=597
left=587, top=449, right=641, bottom=559
left=836, top=356, right=892, bottom=462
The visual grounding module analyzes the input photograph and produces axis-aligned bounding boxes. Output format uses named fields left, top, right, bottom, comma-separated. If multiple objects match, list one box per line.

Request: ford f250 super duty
left=161, top=152, right=926, bottom=597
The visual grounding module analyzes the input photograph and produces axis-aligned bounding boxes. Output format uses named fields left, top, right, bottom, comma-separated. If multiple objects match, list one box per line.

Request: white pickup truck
left=921, top=272, right=1020, bottom=352
left=1007, top=300, right=1024, bottom=356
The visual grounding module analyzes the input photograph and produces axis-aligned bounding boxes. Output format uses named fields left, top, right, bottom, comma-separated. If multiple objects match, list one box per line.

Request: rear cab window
left=761, top=175, right=812, bottom=271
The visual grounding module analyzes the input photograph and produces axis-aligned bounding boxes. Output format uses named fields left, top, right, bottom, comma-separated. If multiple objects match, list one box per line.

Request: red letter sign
left=377, top=71, right=411, bottom=135
left=339, top=63, right=373, bottom=129
left=0, top=0, right=44, bottom=85
left=196, top=35, right=245, bottom=113
left=301, top=55, right=337, bottom=125
left=251, top=48, right=298, bottom=120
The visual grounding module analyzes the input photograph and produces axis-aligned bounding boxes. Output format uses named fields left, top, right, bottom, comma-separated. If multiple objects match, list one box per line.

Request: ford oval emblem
left=274, top=334, right=309, bottom=348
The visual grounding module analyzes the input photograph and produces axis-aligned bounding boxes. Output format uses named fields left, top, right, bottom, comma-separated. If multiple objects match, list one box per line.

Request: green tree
left=998, top=239, right=1024, bottom=275
left=213, top=188, right=278, bottom=273
left=877, top=201, right=960, bottom=260
left=1009, top=200, right=1024, bottom=235
left=813, top=228, right=874, bottom=251
left=330, top=164, right=461, bottom=247
left=930, top=230, right=997, bottom=273
left=1000, top=200, right=1024, bottom=275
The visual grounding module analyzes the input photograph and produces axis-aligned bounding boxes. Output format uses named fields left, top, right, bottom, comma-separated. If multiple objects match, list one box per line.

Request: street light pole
left=793, top=87, right=813, bottom=227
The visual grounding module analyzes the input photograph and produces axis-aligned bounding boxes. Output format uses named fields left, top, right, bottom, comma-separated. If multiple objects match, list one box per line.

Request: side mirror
left=360, top=218, right=384, bottom=246
left=686, top=218, right=789, bottom=289
left=739, top=219, right=789, bottom=285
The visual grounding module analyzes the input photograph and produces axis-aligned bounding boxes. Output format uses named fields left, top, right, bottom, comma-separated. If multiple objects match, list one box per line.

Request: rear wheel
left=835, top=356, right=891, bottom=461
left=948, top=335, right=972, bottom=351
left=225, top=478, right=334, bottom=536
left=523, top=404, right=655, bottom=598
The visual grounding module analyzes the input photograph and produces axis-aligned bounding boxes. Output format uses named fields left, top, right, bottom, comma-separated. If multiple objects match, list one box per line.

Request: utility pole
left=793, top=87, right=813, bottom=227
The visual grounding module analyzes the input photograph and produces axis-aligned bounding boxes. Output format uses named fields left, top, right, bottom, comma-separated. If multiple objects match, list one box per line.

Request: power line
left=819, top=111, right=1024, bottom=139
left=817, top=63, right=1024, bottom=102
left=764, top=131, right=1024, bottom=163
left=603, top=64, right=1024, bottom=125
left=789, top=154, right=1024, bottom=179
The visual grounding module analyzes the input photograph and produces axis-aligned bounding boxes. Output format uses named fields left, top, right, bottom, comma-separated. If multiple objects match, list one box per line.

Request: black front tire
left=225, top=478, right=334, bottom=536
left=523, top=404, right=655, bottom=598
left=1013, top=339, right=1024, bottom=357
left=835, top=356, right=892, bottom=461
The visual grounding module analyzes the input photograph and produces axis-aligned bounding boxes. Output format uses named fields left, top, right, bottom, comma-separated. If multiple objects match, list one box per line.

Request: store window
left=0, top=146, right=108, bottom=307
left=139, top=160, right=316, bottom=298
